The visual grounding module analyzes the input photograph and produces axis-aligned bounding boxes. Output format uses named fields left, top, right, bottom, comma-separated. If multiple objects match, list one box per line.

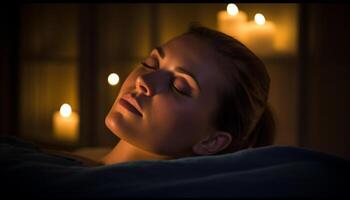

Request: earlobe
left=193, top=132, right=232, bottom=155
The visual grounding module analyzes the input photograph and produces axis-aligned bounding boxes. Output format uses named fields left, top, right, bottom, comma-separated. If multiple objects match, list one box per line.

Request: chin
left=105, top=111, right=141, bottom=143
left=105, top=112, right=123, bottom=137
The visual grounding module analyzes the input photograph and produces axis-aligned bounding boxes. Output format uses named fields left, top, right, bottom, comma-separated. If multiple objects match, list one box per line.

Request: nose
left=136, top=70, right=171, bottom=96
left=136, top=74, right=153, bottom=96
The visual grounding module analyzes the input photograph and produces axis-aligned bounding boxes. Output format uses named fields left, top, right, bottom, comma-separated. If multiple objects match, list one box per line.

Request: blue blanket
left=0, top=136, right=349, bottom=198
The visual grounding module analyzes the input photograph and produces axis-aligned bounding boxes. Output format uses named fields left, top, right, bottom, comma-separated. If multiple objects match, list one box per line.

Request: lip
left=118, top=94, right=143, bottom=117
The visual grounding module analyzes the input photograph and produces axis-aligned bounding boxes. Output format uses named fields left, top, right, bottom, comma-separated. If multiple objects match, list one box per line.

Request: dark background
left=1, top=3, right=349, bottom=159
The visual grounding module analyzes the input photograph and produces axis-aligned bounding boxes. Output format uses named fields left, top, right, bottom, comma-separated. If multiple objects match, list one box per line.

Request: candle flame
left=60, top=103, right=72, bottom=118
left=255, top=13, right=266, bottom=25
left=227, top=3, right=239, bottom=16
left=108, top=73, right=120, bottom=86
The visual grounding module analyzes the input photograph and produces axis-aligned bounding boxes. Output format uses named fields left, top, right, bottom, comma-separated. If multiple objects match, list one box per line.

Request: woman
left=101, top=25, right=275, bottom=165
left=4, top=26, right=347, bottom=198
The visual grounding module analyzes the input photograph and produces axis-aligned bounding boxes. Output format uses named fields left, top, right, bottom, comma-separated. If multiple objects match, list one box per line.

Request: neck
left=100, top=140, right=173, bottom=165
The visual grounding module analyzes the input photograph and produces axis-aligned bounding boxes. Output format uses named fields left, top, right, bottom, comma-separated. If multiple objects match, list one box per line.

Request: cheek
left=147, top=96, right=207, bottom=154
left=152, top=97, right=195, bottom=128
left=152, top=96, right=212, bottom=131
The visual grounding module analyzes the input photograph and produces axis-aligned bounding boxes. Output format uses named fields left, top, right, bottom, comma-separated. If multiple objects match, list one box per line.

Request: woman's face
left=105, top=34, right=228, bottom=157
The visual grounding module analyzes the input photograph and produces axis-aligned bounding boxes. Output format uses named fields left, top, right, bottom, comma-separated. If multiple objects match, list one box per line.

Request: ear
left=192, top=131, right=232, bottom=155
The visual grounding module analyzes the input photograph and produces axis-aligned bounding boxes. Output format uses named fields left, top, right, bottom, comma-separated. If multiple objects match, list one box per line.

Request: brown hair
left=185, top=25, right=275, bottom=154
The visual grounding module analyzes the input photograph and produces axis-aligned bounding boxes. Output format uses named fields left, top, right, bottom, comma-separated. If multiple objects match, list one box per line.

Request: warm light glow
left=227, top=3, right=239, bottom=16
left=108, top=73, right=120, bottom=86
left=60, top=103, right=72, bottom=118
left=255, top=13, right=266, bottom=25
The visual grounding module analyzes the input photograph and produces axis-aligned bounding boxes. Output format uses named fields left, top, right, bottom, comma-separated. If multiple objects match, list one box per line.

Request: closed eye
left=172, top=77, right=192, bottom=97
left=141, top=62, right=157, bottom=70
left=172, top=84, right=189, bottom=96
left=141, top=62, right=192, bottom=97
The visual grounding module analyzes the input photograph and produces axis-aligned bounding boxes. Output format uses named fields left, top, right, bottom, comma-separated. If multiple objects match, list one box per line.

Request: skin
left=102, top=34, right=232, bottom=164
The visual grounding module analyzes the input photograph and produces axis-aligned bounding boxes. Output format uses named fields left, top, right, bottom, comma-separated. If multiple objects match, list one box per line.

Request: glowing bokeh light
left=108, top=73, right=120, bottom=86
left=255, top=13, right=266, bottom=25
left=227, top=3, right=239, bottom=16
left=60, top=103, right=72, bottom=118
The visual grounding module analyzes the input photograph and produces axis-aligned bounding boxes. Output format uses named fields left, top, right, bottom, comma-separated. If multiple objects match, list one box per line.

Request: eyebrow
left=175, top=67, right=201, bottom=91
left=154, top=46, right=201, bottom=91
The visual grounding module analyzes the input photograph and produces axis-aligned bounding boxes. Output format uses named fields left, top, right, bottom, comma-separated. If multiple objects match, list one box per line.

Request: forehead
left=162, top=34, right=215, bottom=66
left=160, top=34, right=228, bottom=95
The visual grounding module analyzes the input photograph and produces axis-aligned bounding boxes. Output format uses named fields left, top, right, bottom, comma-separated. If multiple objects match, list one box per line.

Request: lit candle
left=217, top=3, right=248, bottom=40
left=53, top=103, right=79, bottom=142
left=240, top=13, right=276, bottom=57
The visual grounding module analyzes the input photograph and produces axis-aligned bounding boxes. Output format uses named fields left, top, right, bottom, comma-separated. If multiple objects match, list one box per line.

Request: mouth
left=118, top=94, right=143, bottom=117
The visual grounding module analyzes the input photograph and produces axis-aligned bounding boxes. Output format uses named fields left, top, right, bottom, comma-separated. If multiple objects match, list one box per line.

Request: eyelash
left=141, top=62, right=157, bottom=70
left=140, top=62, right=190, bottom=97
